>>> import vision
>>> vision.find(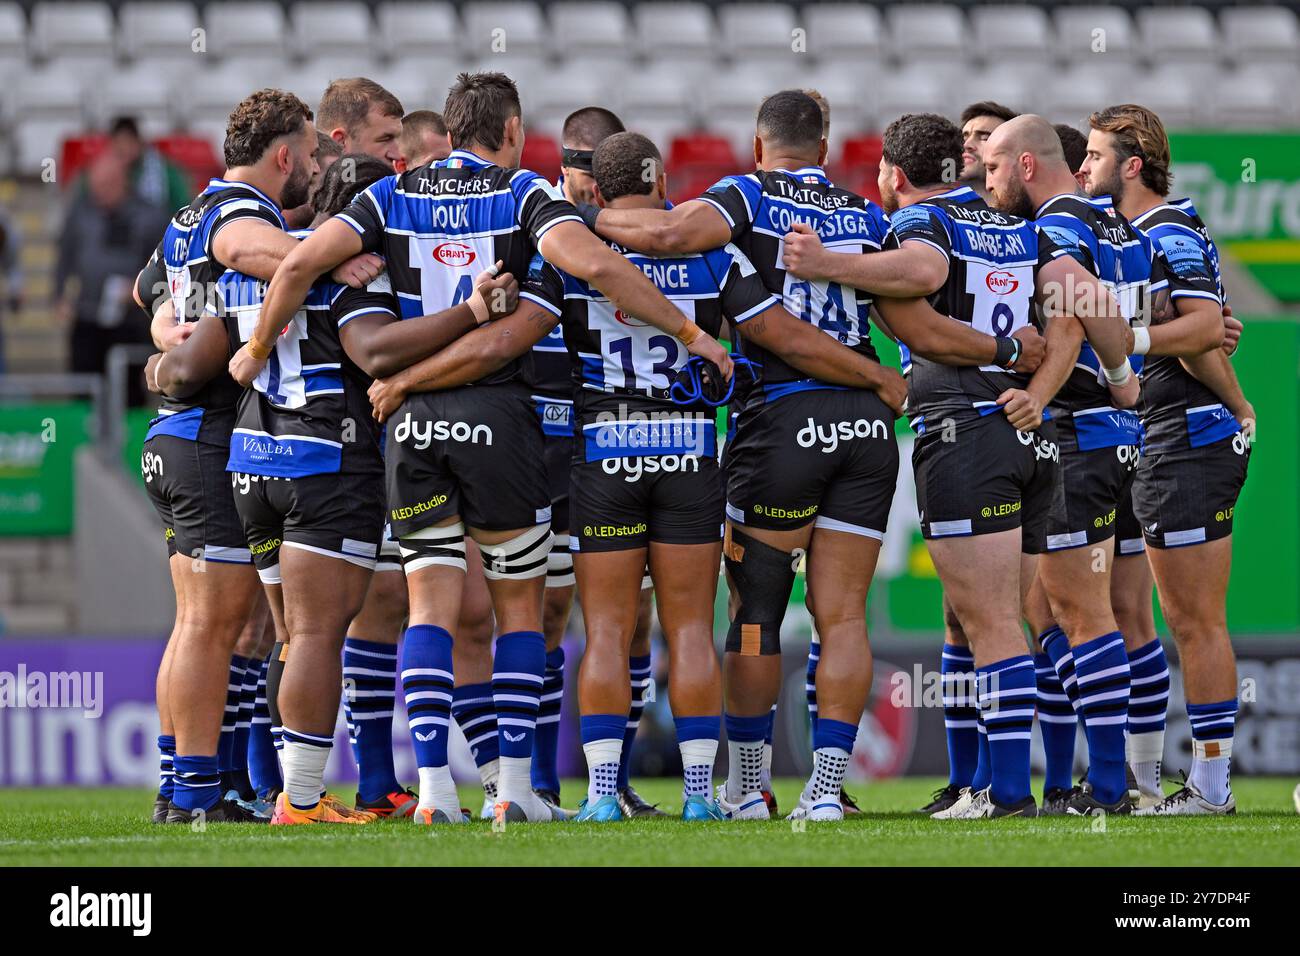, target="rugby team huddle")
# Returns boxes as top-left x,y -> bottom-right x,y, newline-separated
136,65 -> 1251,827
